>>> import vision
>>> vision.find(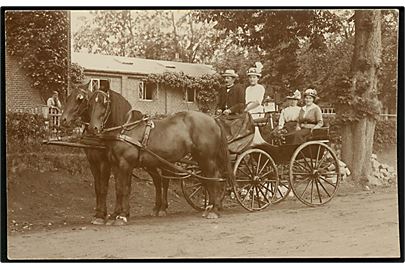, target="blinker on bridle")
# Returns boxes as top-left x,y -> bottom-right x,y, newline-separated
76,88 -> 90,116
92,90 -> 111,131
